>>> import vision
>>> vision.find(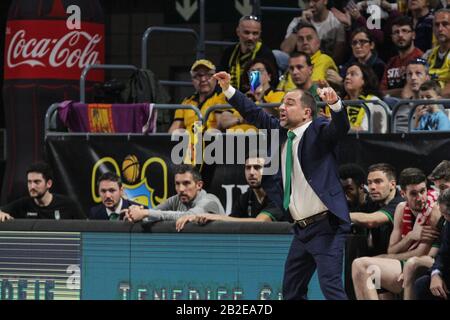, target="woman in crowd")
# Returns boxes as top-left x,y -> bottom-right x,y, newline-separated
343,62 -> 388,132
